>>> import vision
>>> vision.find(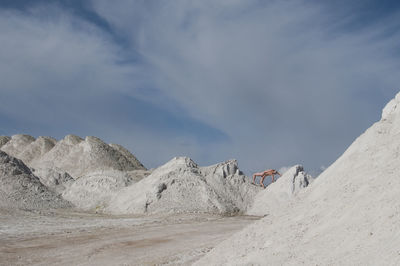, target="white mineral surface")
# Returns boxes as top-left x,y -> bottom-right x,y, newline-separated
246,165 -> 313,216
0,151 -> 71,210
195,92 -> 400,265
106,157 -> 261,215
